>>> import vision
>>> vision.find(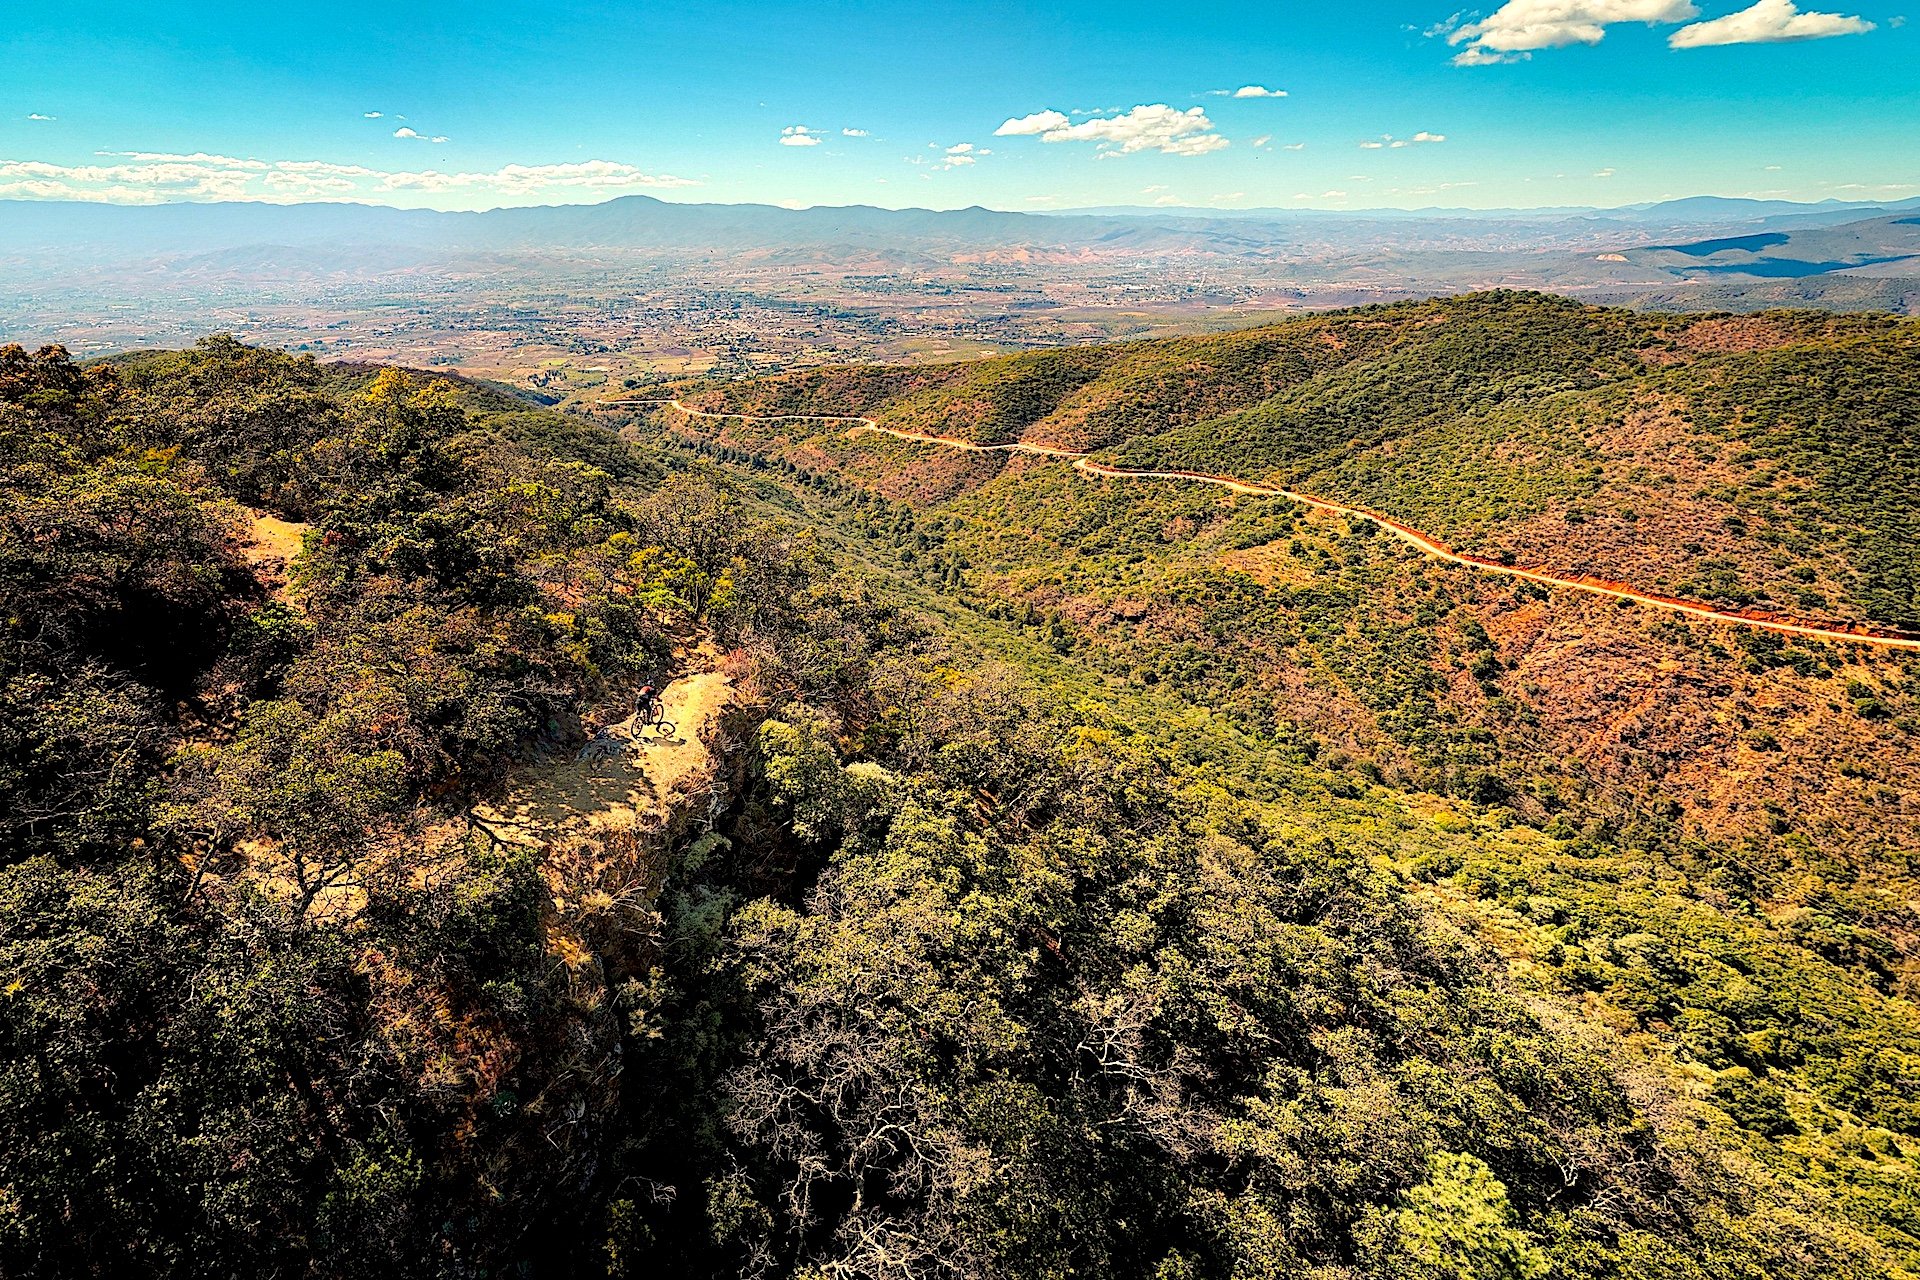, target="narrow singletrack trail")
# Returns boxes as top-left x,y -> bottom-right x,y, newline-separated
605,397 -> 1920,652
